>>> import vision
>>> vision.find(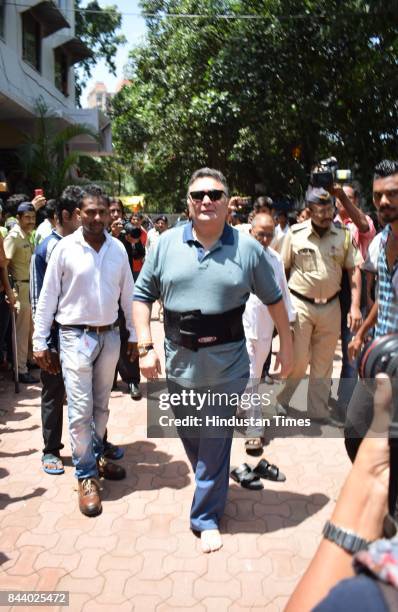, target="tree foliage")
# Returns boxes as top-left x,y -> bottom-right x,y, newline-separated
75,0 -> 126,102
17,99 -> 98,197
111,0 -> 398,210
